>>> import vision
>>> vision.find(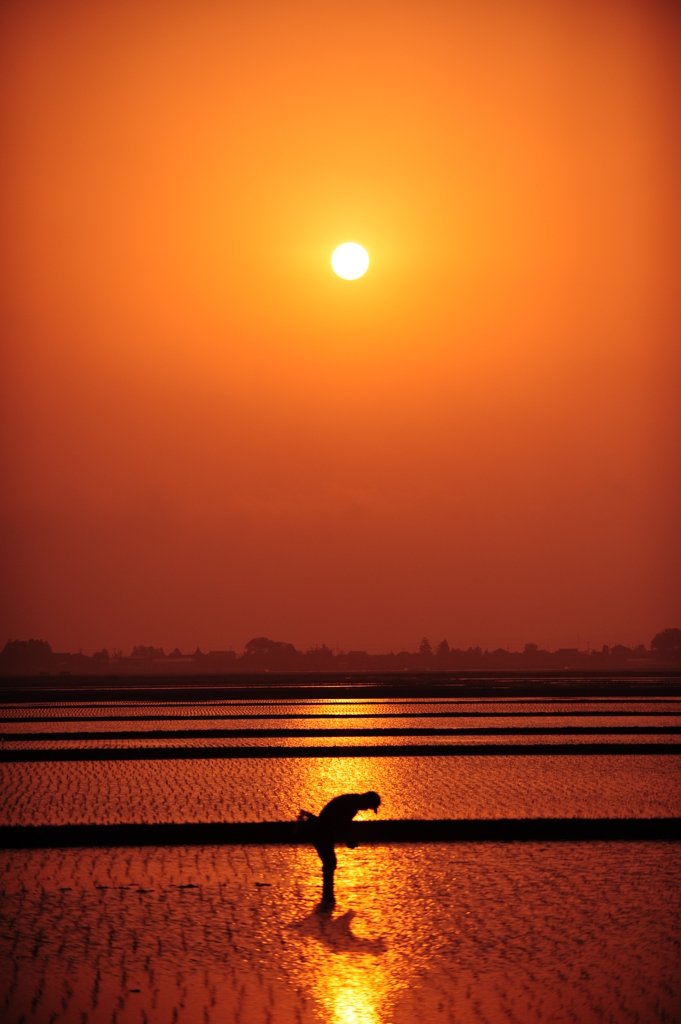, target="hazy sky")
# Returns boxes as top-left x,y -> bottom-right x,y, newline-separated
1,0 -> 679,654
